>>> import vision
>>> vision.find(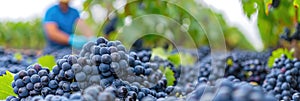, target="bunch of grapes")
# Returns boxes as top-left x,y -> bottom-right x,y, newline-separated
51,55 -> 81,95
224,51 -> 270,84
74,37 -> 178,100
188,76 -> 277,101
8,64 -> 50,100
0,51 -> 36,76
7,56 -> 80,100
198,56 -> 212,79
5,37 -> 182,101
197,46 -> 211,61
6,92 -> 83,101
197,54 -> 227,82
74,38 -> 129,89
263,54 -> 300,100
